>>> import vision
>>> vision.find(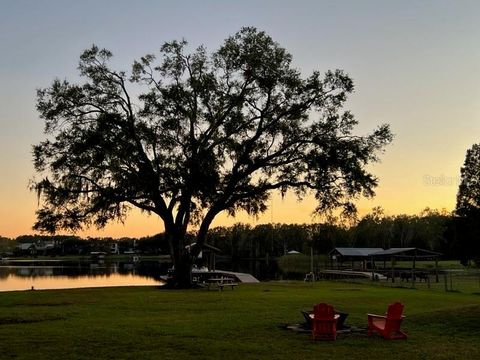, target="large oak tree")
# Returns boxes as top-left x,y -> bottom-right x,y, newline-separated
33,28 -> 392,287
